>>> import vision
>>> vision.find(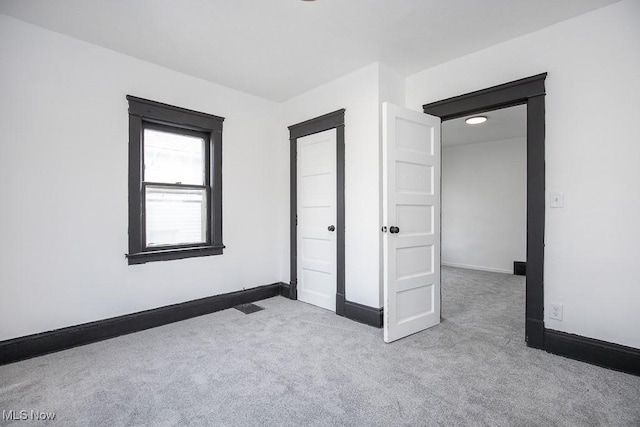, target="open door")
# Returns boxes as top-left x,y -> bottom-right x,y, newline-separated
383,102 -> 441,343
